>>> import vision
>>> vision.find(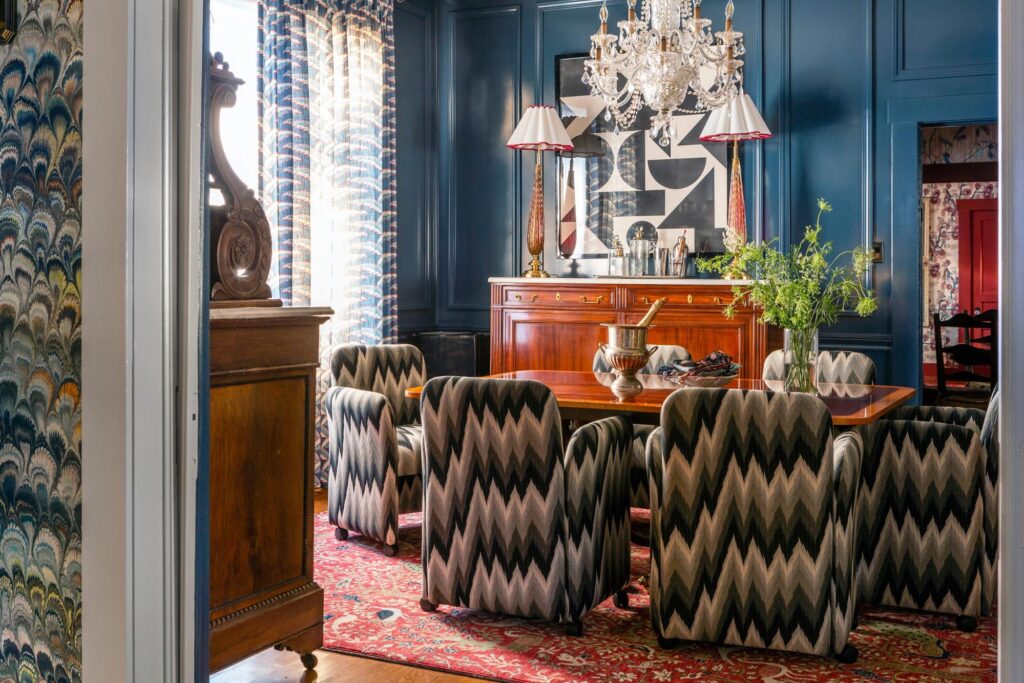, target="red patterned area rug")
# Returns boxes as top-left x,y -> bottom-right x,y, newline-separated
315,512 -> 997,682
